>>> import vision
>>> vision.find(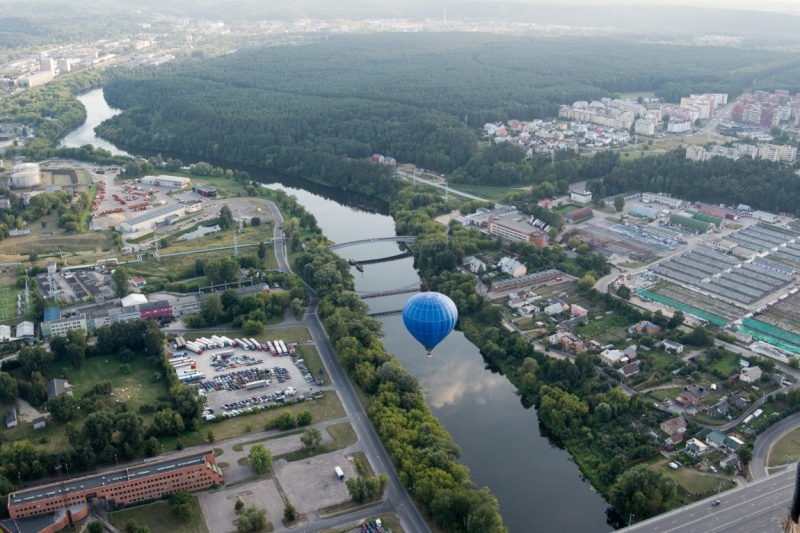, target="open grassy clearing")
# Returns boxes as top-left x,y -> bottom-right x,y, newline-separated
2,355 -> 169,453
110,497 -> 209,533
283,421 -> 357,462
767,425 -> 800,467
255,326 -> 313,344
232,429 -> 304,452
351,451 -> 375,477
159,222 -> 273,255
573,314 -> 634,344
153,171 -> 247,199
445,183 -> 516,202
